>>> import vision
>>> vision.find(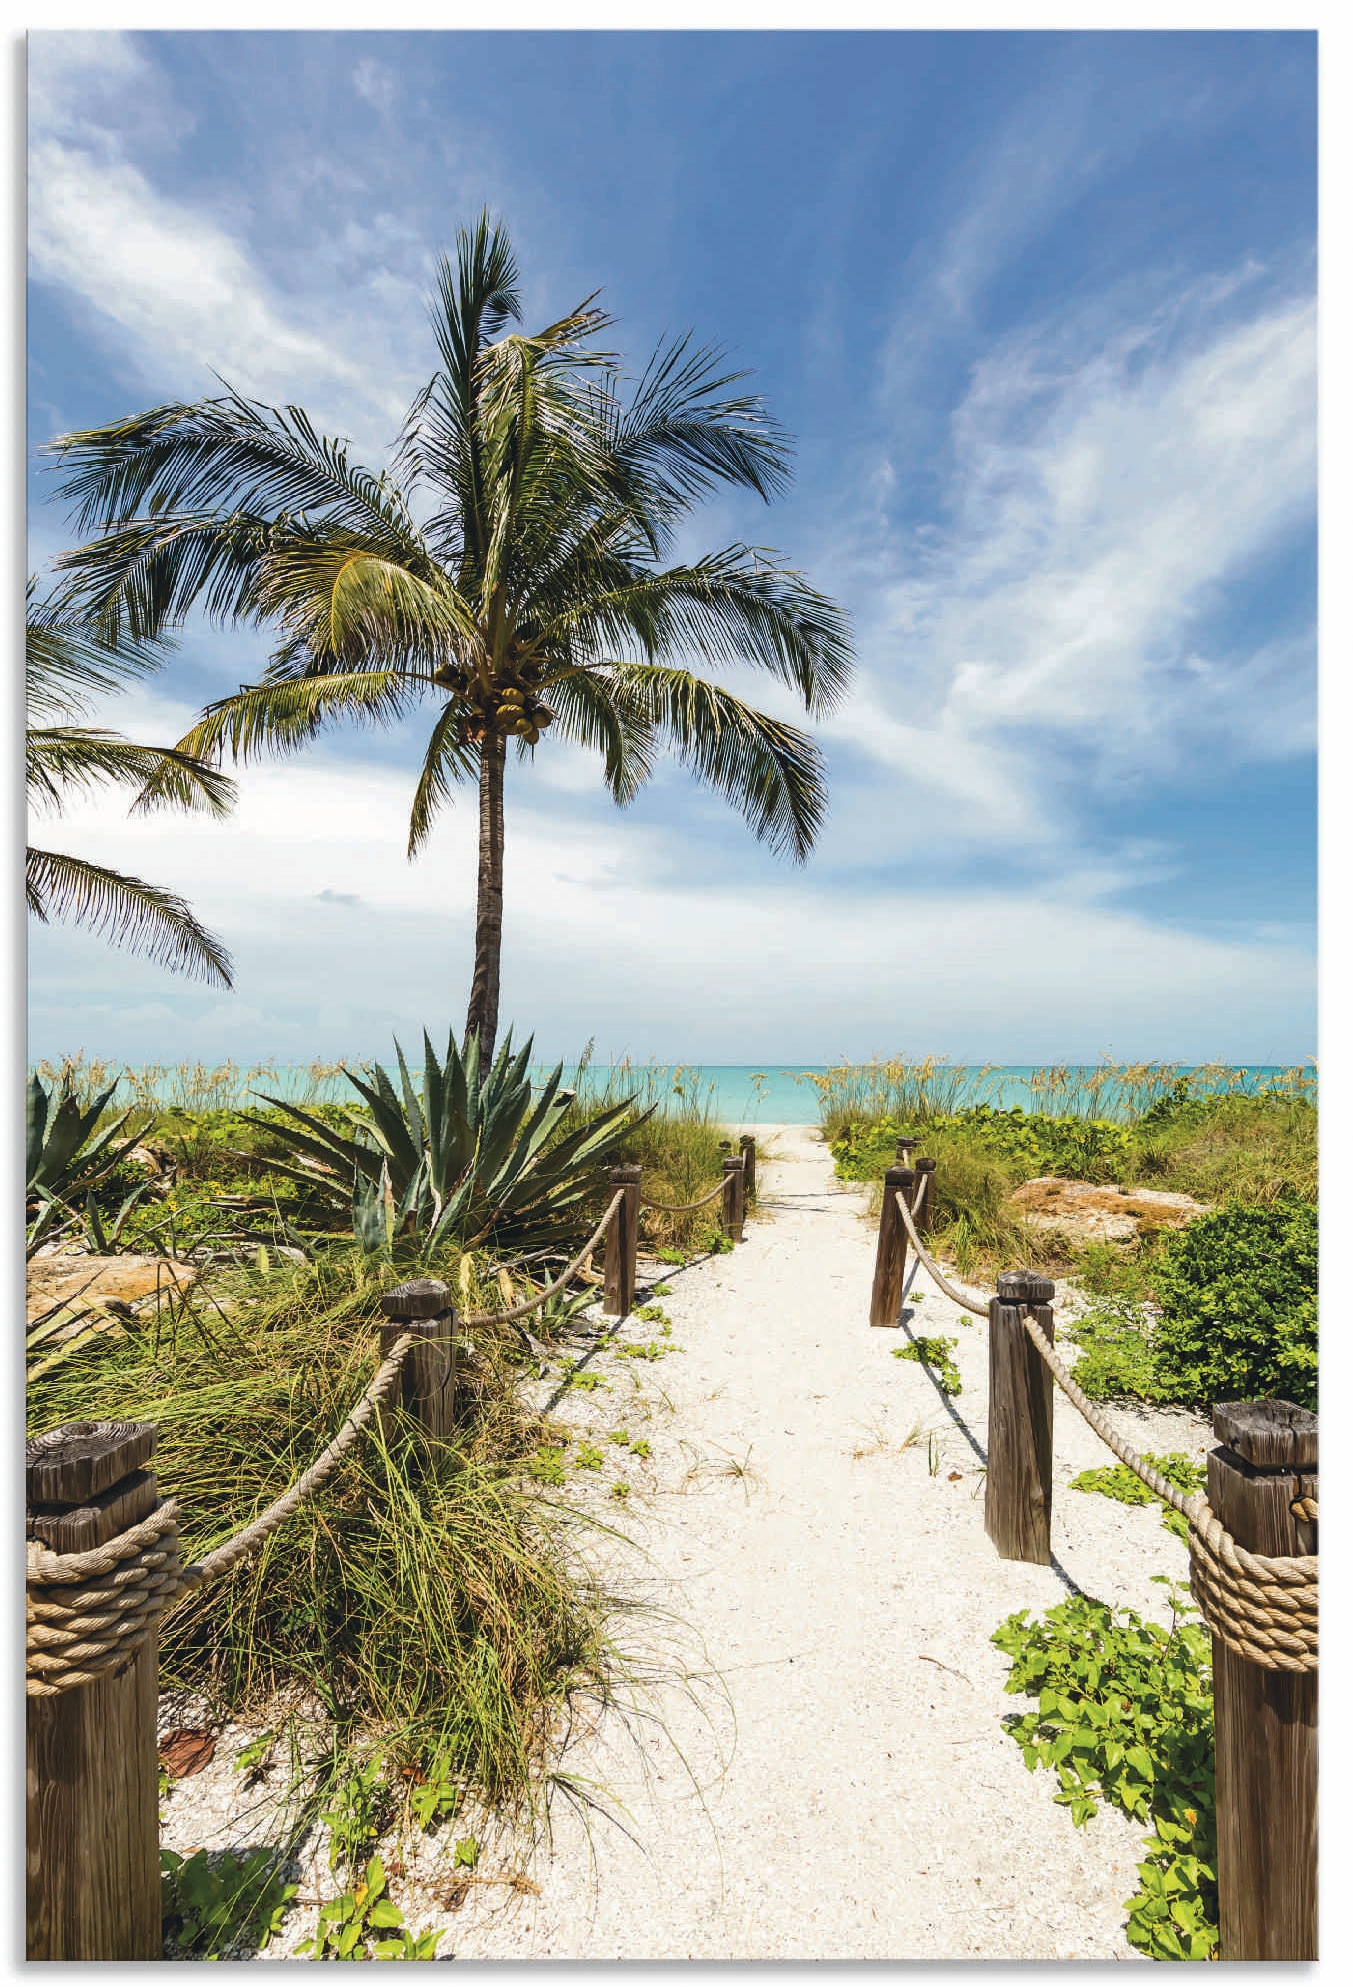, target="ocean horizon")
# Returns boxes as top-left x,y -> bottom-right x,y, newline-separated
36,1059 -> 1313,1127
